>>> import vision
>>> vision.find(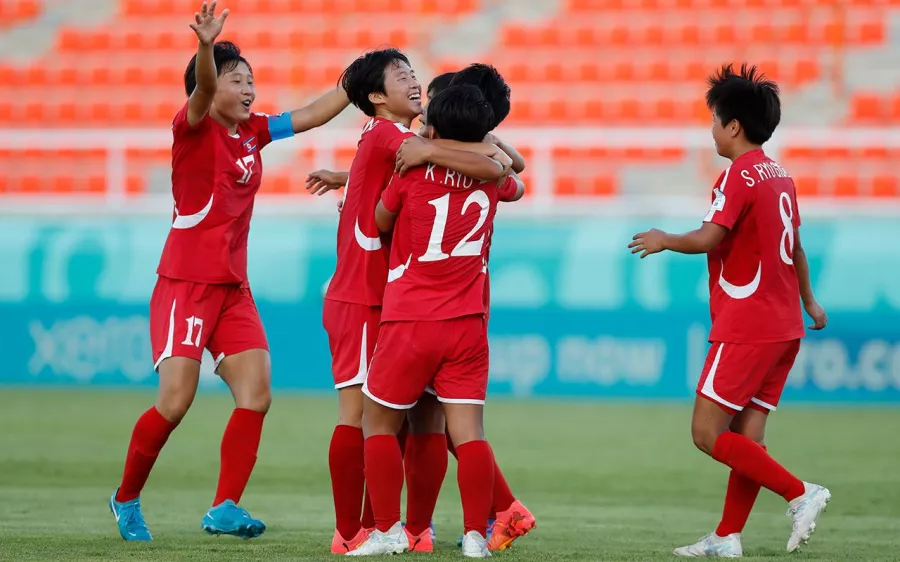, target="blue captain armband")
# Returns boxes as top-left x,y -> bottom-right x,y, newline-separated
267,112 -> 295,141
